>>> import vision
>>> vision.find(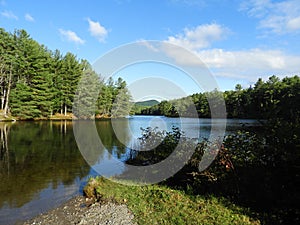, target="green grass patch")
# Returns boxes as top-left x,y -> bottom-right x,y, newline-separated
84,177 -> 260,225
